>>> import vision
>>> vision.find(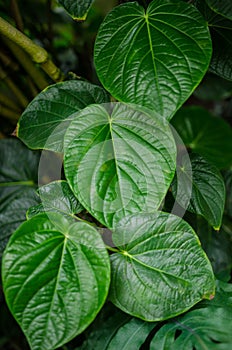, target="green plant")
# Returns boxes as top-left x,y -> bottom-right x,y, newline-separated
1,0 -> 232,349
